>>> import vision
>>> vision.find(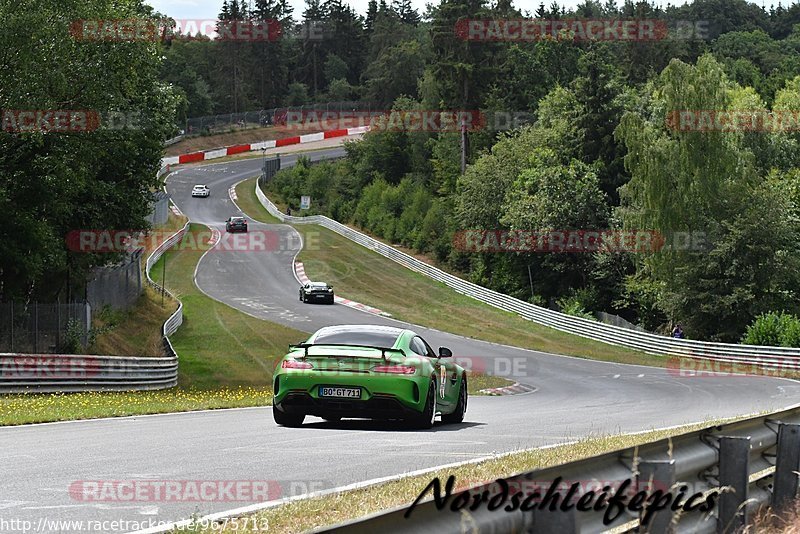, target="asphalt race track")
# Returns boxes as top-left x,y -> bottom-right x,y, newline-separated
3,145 -> 799,533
